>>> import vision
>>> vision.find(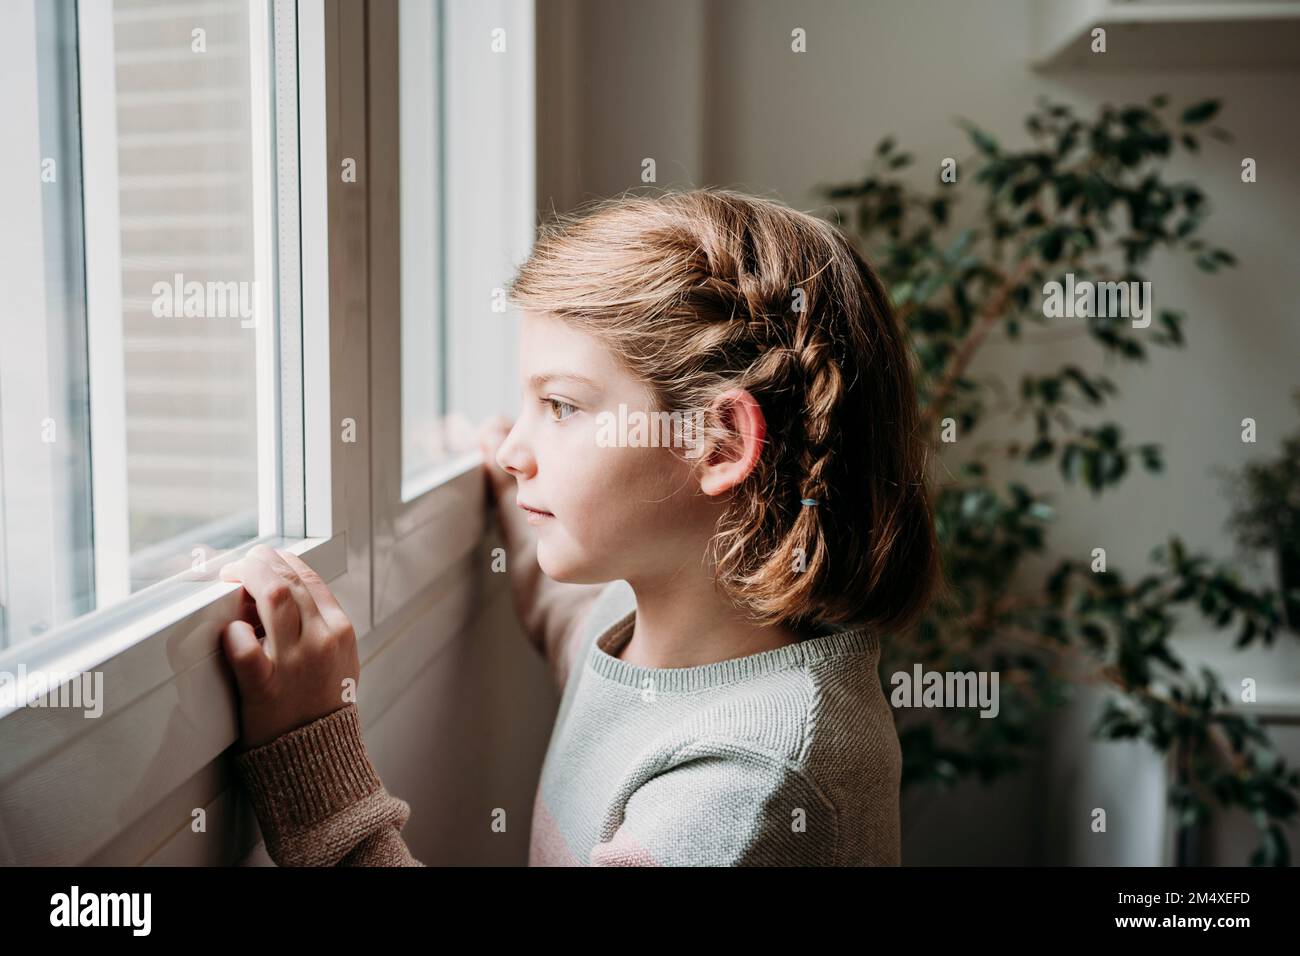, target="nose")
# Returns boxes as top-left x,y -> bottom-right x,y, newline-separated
495,418 -> 536,480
